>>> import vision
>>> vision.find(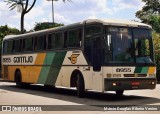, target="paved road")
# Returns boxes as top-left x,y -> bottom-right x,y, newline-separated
0,80 -> 160,114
